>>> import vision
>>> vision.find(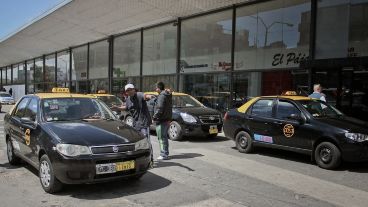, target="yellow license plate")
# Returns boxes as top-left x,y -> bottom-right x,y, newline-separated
116,160 -> 135,172
209,125 -> 218,134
